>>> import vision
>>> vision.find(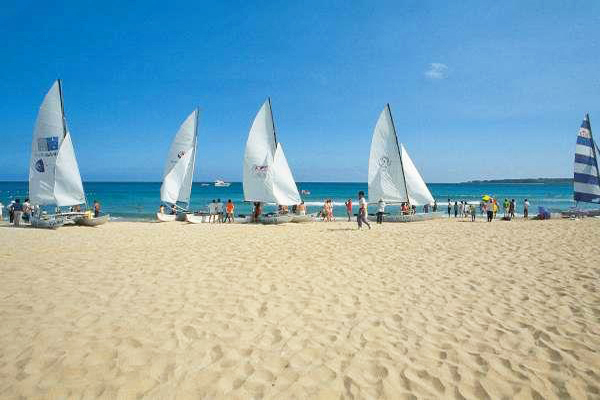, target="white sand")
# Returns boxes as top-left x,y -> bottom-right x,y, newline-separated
1,218 -> 599,399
